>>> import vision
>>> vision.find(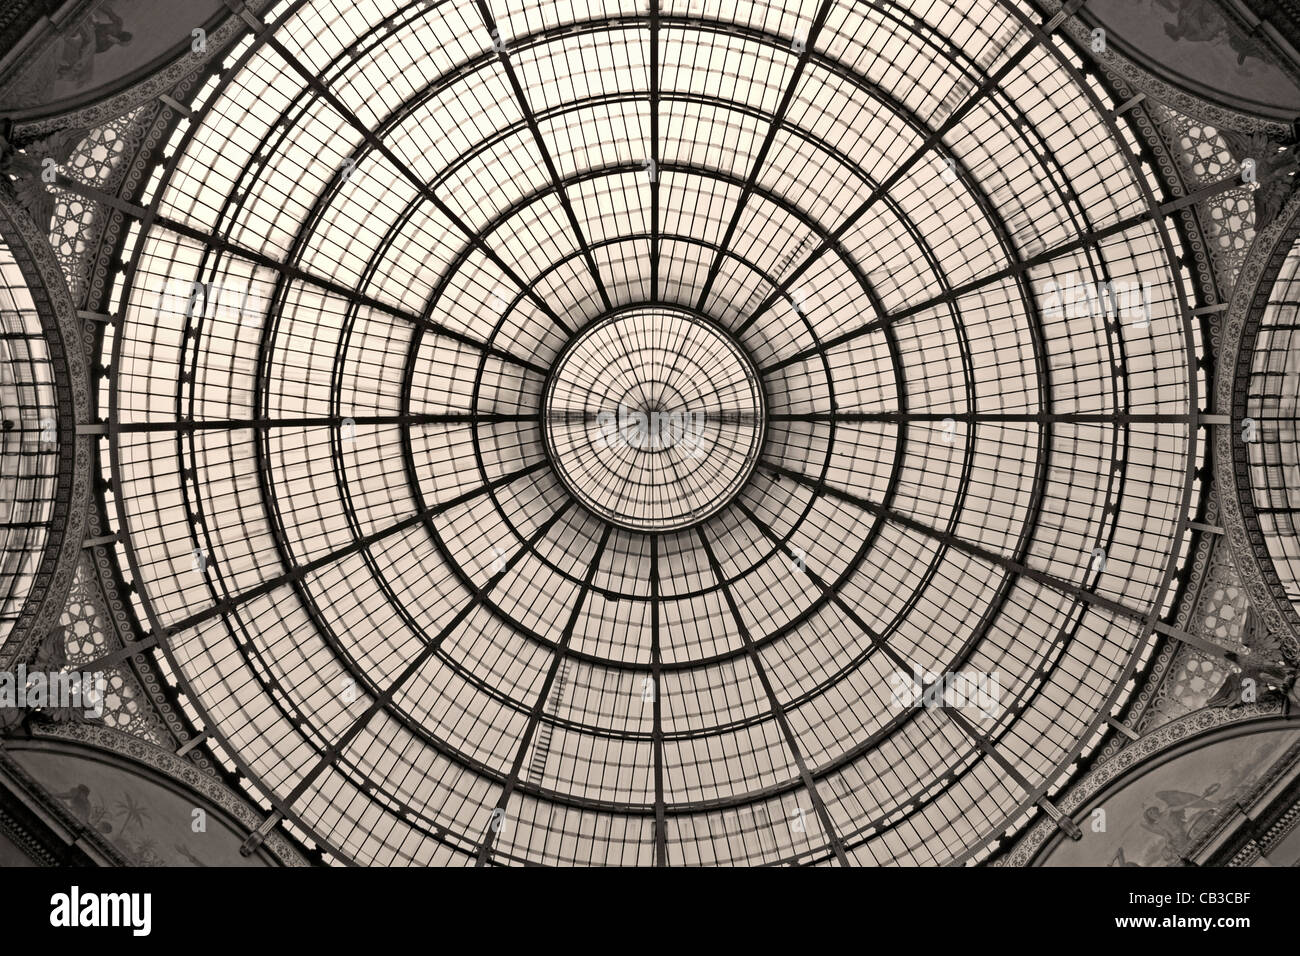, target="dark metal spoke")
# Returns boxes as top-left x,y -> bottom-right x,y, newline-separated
759,458 -> 1170,631
693,0 -> 838,312
649,0 -> 662,299
474,0 -> 613,311
163,460 -> 548,637
281,499 -> 574,809
150,212 -> 549,376
262,33 -> 573,335
759,166 -> 1262,376
694,525 -> 851,866
650,533 -> 667,866
113,412 -> 540,433
768,411 -> 1200,425
734,1 -> 1085,337
475,522 -> 614,865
